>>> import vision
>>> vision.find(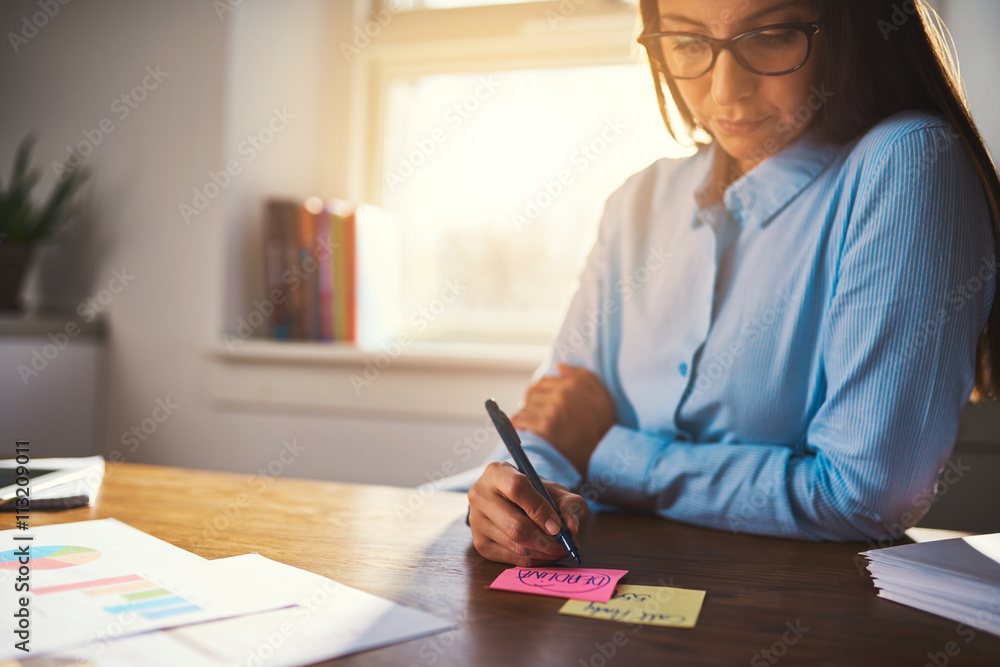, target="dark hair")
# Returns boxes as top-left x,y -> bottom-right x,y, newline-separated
638,0 -> 1000,401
